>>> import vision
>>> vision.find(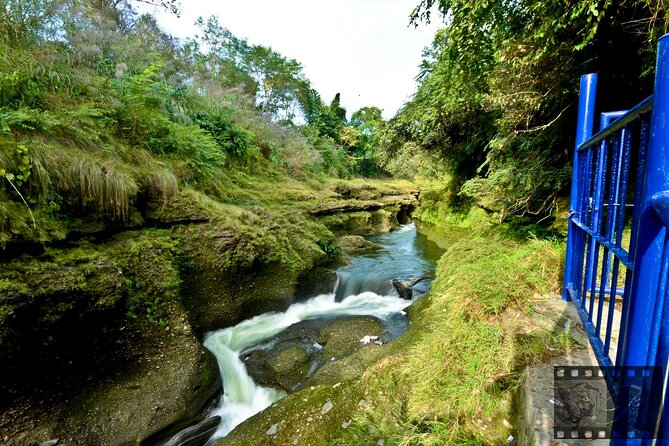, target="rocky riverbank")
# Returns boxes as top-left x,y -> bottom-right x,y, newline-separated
0,179 -> 418,446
